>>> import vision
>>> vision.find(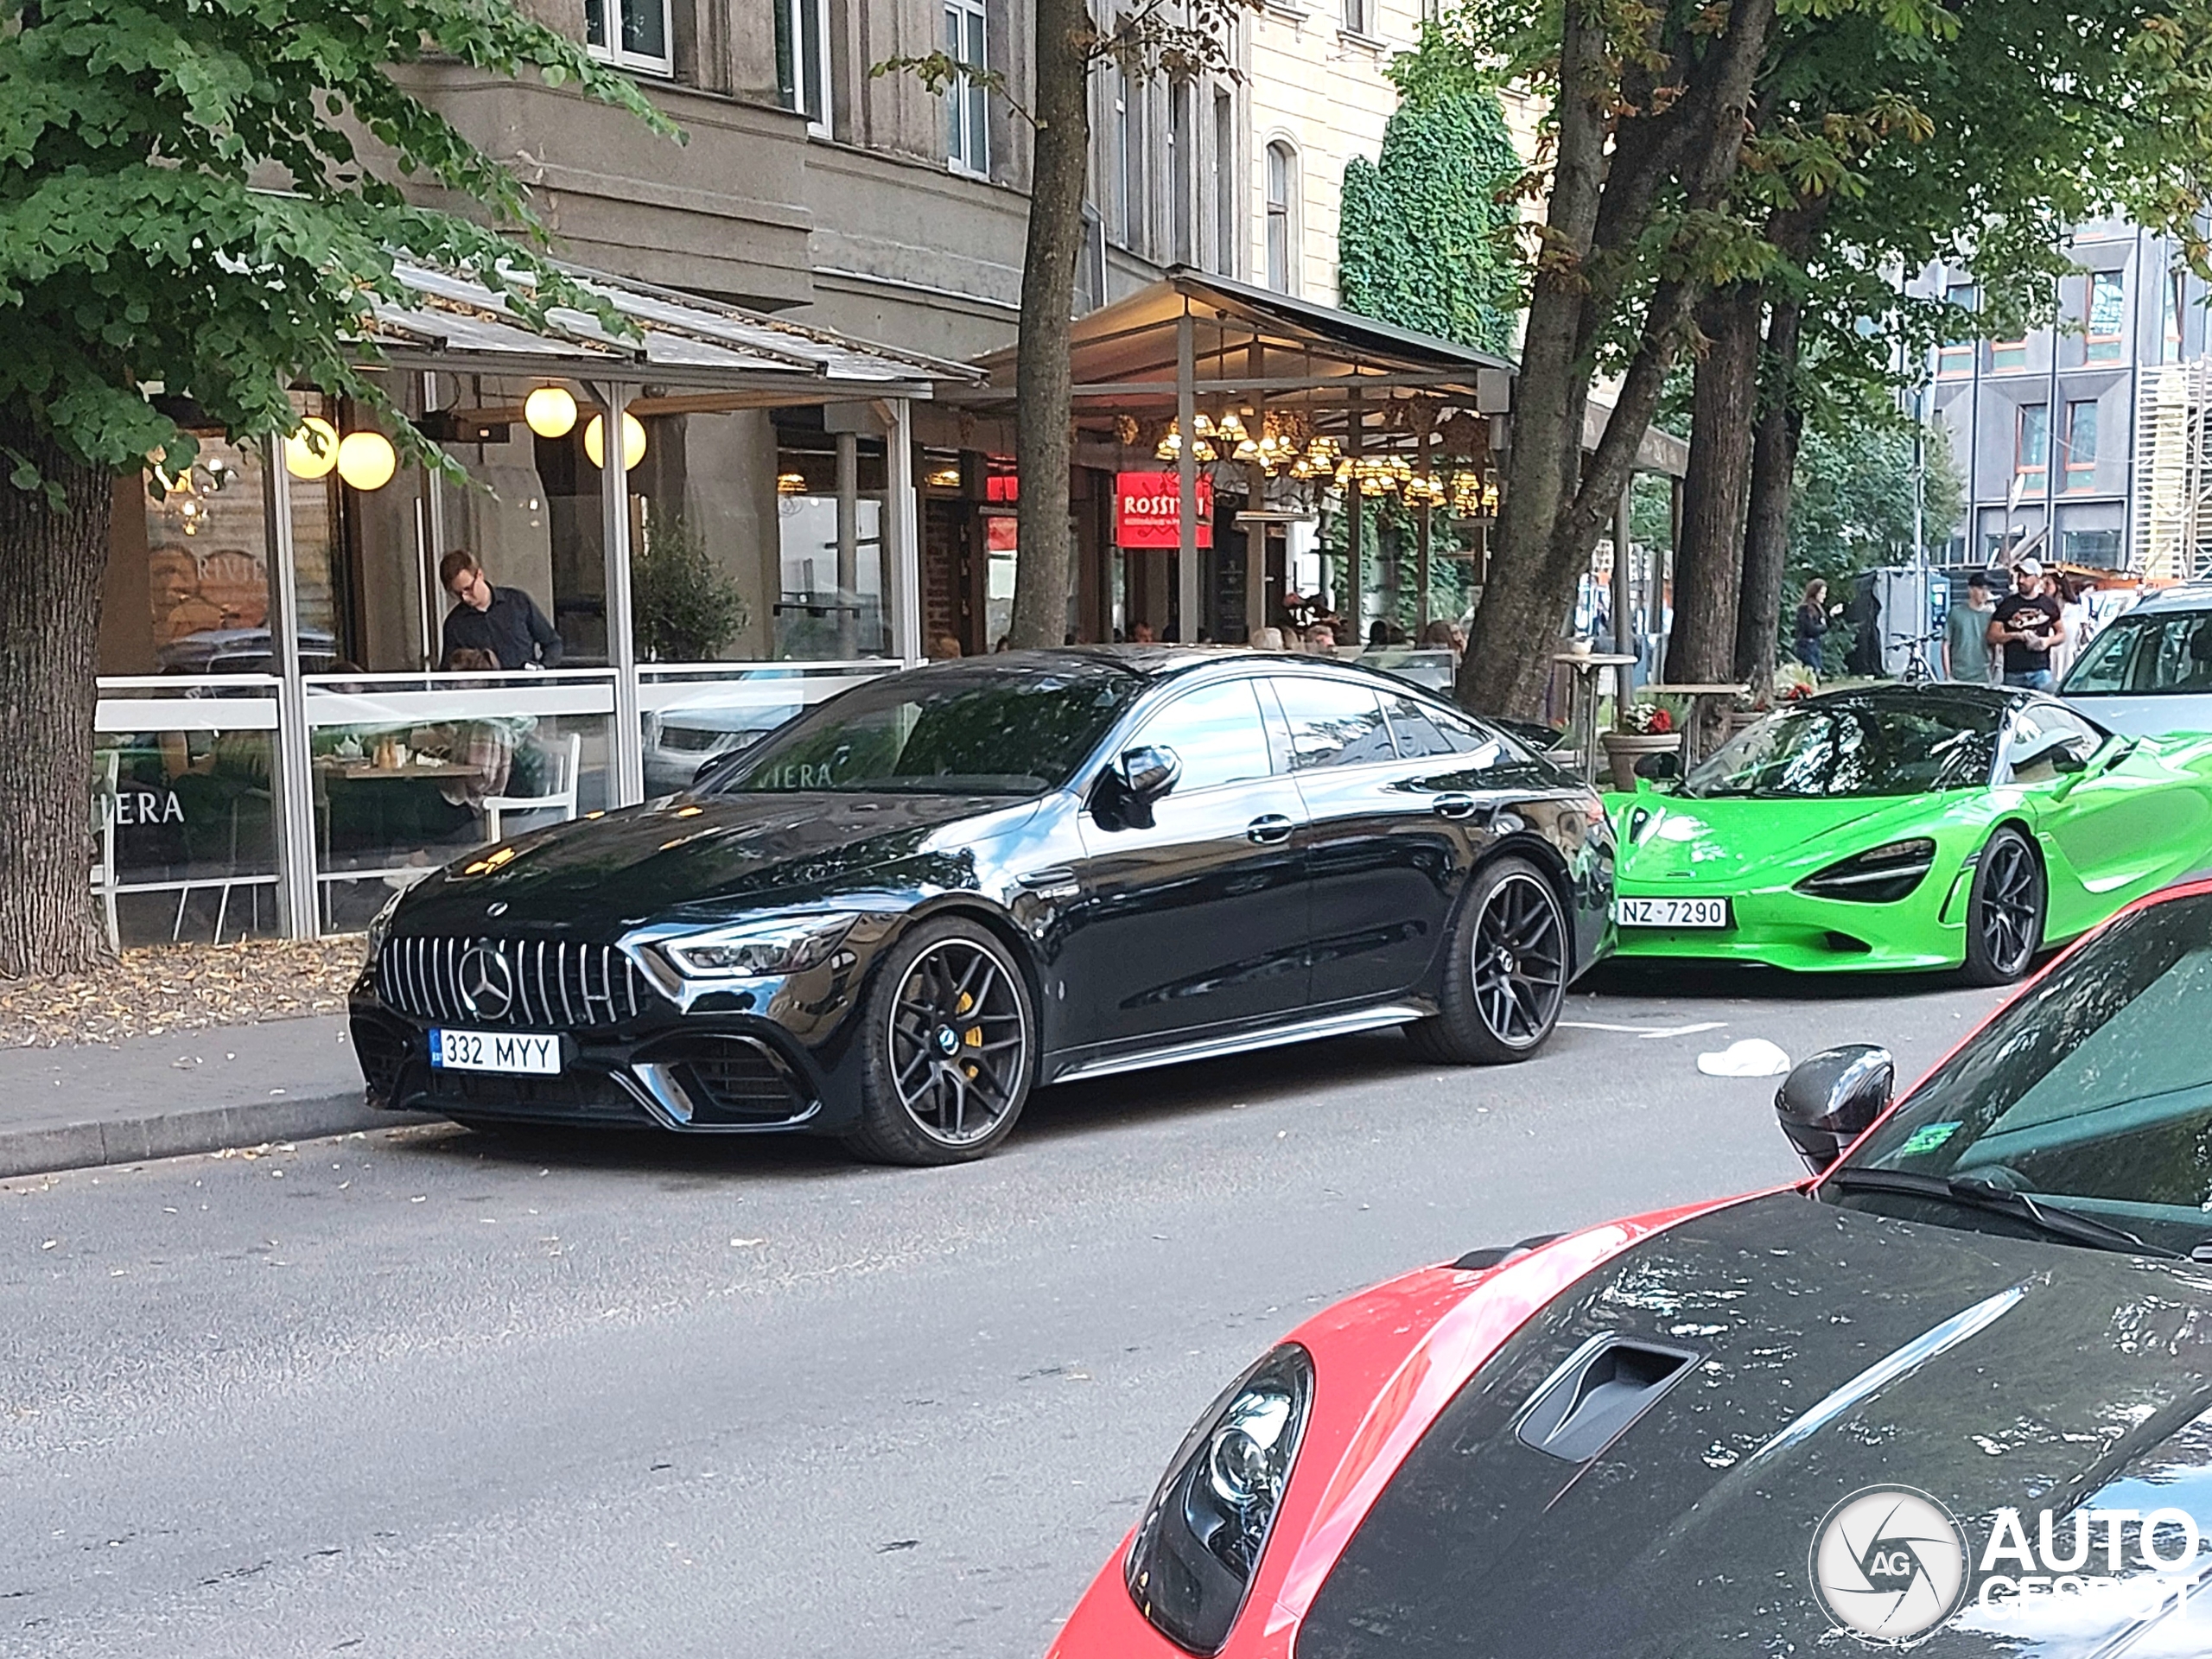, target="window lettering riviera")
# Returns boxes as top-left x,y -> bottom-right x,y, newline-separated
583,0 -> 672,76
944,0 -> 989,175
